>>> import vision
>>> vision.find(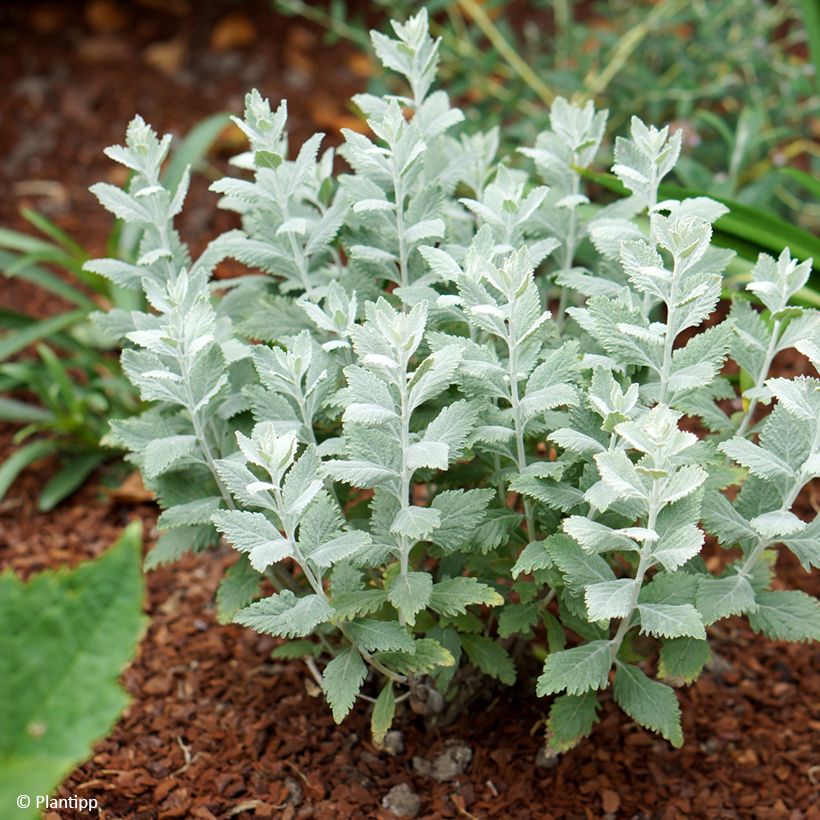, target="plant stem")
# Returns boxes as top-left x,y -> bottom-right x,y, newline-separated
507,320 -> 535,539
736,318 -> 781,437
555,156 -> 580,331
457,0 -> 555,107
